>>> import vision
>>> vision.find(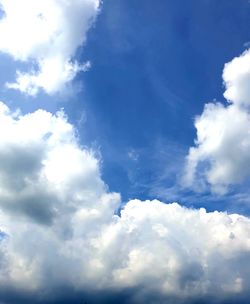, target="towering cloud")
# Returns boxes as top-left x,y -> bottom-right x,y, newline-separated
0,0 -> 100,96
0,102 -> 250,303
184,49 -> 250,194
